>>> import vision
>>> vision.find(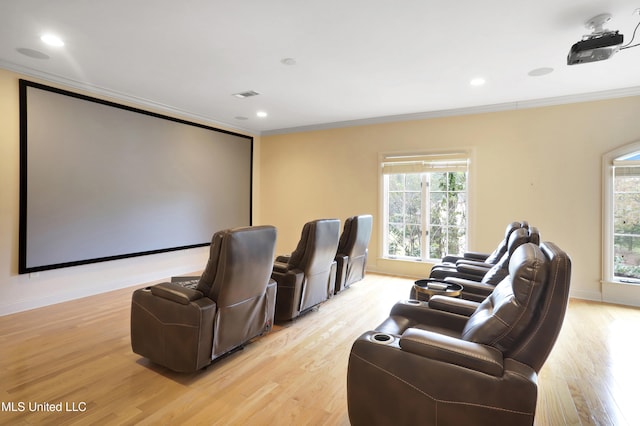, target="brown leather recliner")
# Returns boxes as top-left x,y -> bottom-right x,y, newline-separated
412,226 -> 540,302
444,226 -> 541,301
429,225 -> 539,282
430,220 -> 528,275
347,241 -> 571,426
334,214 -> 373,294
130,225 -> 277,372
271,219 -> 340,321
